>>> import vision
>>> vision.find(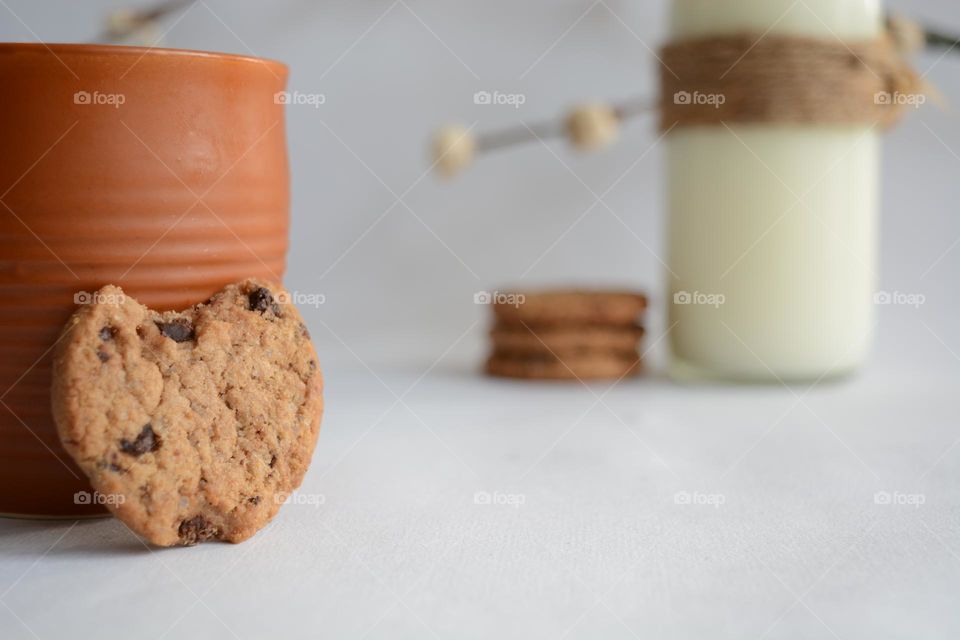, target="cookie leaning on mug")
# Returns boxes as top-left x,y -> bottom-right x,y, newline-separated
51,279 -> 323,546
